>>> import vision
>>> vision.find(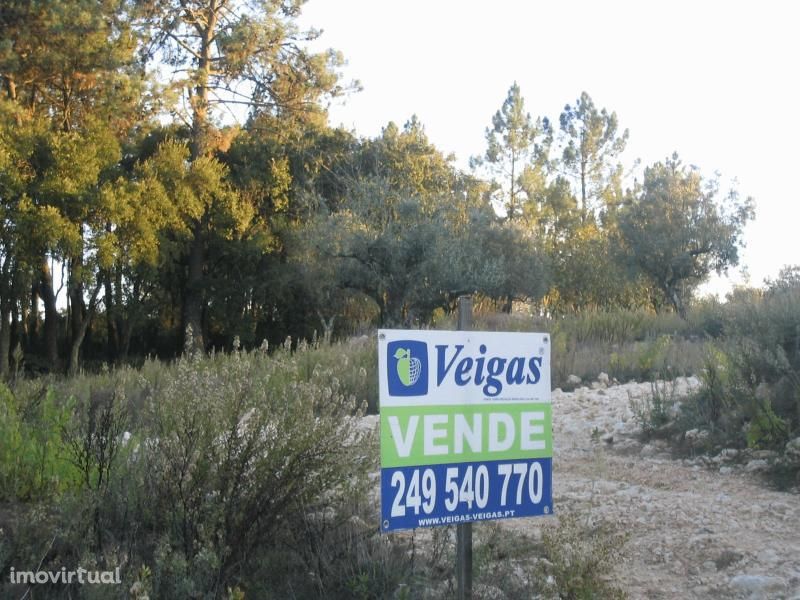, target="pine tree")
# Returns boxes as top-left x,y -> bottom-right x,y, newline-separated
559,91 -> 628,223
473,83 -> 551,221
